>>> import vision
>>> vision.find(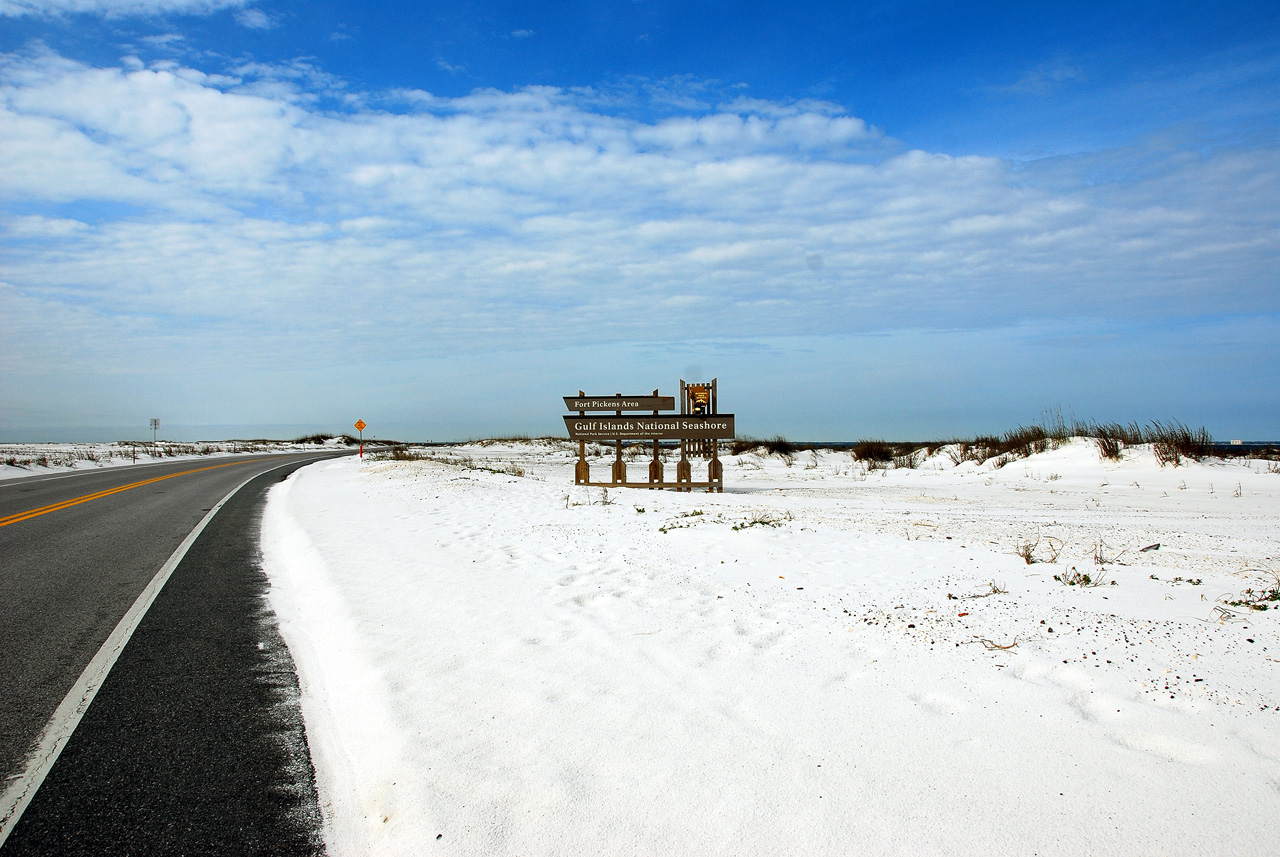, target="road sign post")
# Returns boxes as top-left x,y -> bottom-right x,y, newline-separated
354,419 -> 366,458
